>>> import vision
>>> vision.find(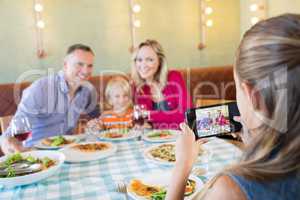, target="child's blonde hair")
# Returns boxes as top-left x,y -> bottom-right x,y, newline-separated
104,76 -> 132,109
